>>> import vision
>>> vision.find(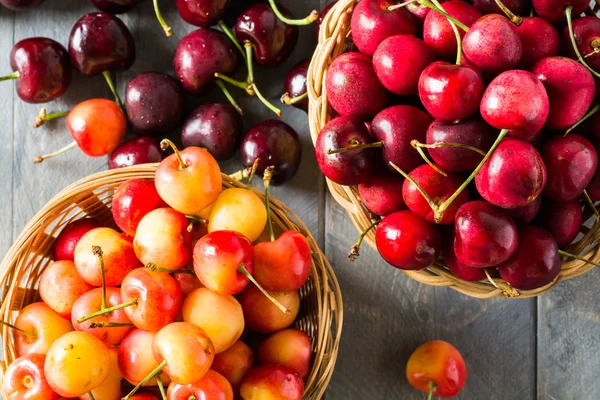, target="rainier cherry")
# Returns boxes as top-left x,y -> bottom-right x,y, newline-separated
52,218 -> 103,261
2,353 -> 59,400
258,328 -> 312,378
212,341 -> 255,392
118,329 -> 171,387
240,364 -> 304,400
167,369 -> 234,400
38,260 -> 92,319
239,286 -> 300,333
112,179 -> 166,236
207,189 -> 267,242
